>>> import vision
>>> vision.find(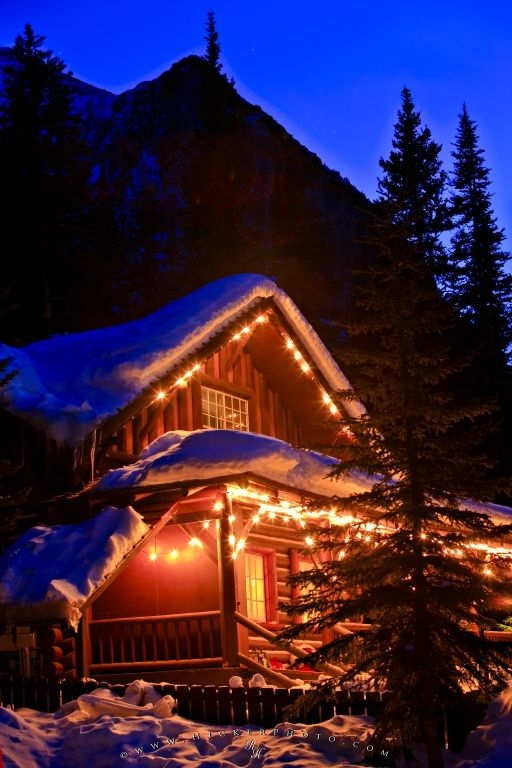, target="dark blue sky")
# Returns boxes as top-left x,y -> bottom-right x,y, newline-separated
2,1 -> 511,250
